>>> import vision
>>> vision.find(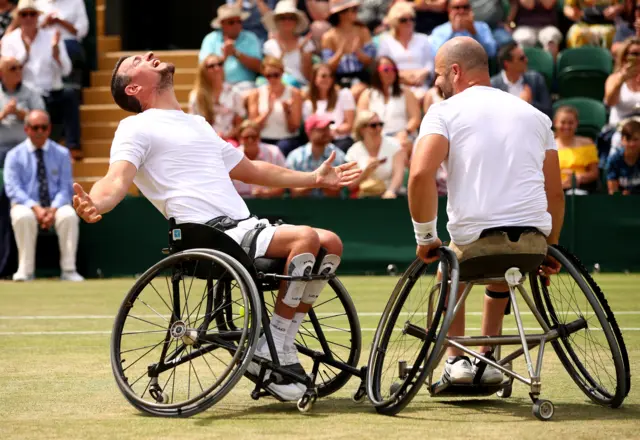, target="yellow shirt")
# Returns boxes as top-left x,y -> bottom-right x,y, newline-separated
558,144 -> 599,175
